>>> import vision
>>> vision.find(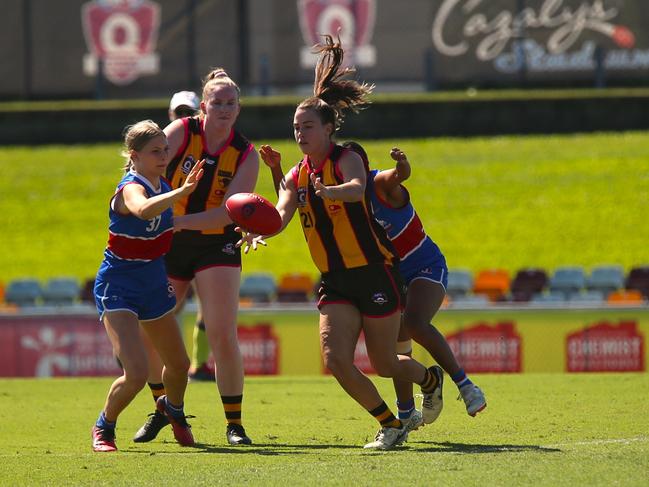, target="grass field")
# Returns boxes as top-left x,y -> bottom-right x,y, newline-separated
1,131 -> 648,284
0,374 -> 647,486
